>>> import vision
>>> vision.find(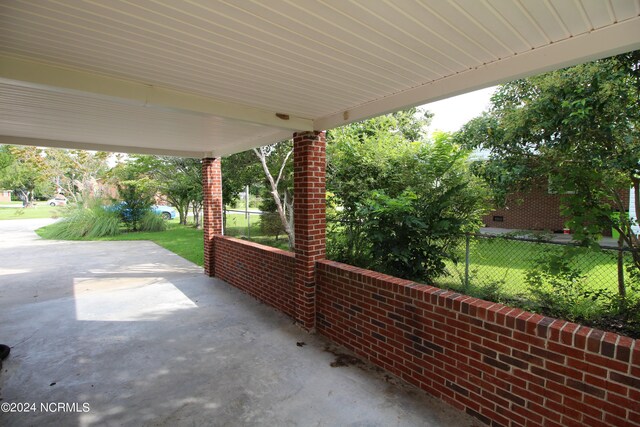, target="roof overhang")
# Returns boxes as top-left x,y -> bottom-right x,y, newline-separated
1,1 -> 639,157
